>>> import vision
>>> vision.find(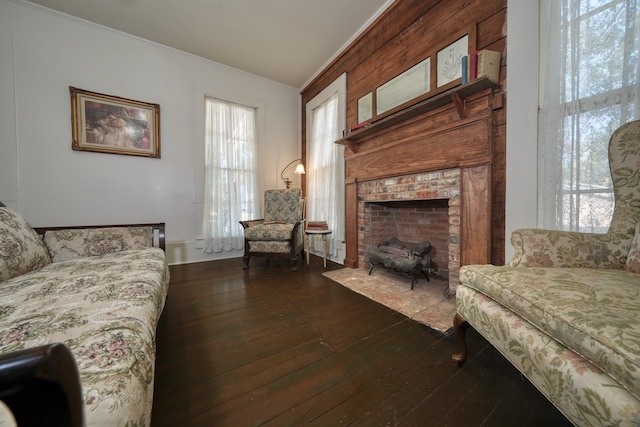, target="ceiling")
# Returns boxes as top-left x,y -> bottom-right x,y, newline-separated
24,0 -> 392,88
